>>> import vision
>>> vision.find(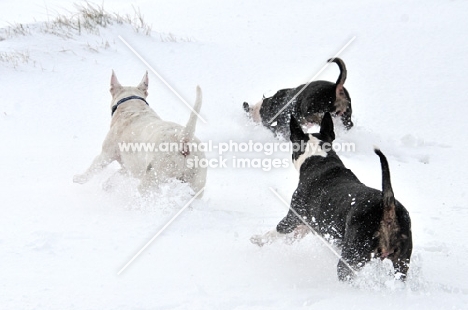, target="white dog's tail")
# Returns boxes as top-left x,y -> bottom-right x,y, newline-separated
180,86 -> 203,143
